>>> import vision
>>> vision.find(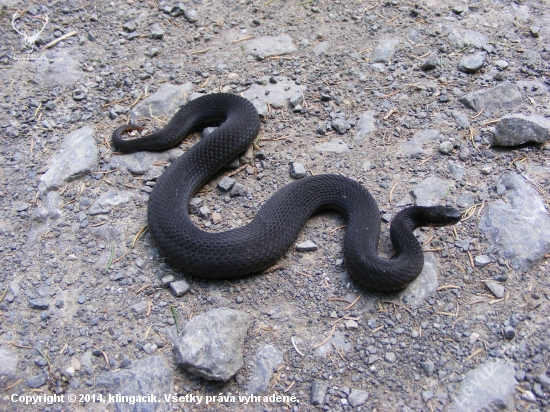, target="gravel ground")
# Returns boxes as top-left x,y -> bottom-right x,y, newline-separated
1,0 -> 550,411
